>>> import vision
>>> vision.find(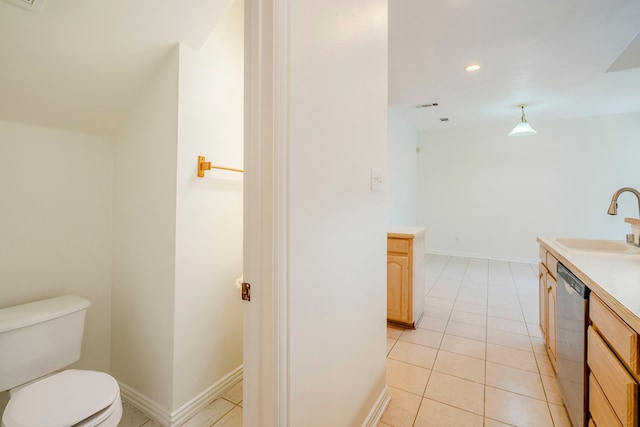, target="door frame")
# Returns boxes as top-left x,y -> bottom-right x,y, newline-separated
243,0 -> 290,425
